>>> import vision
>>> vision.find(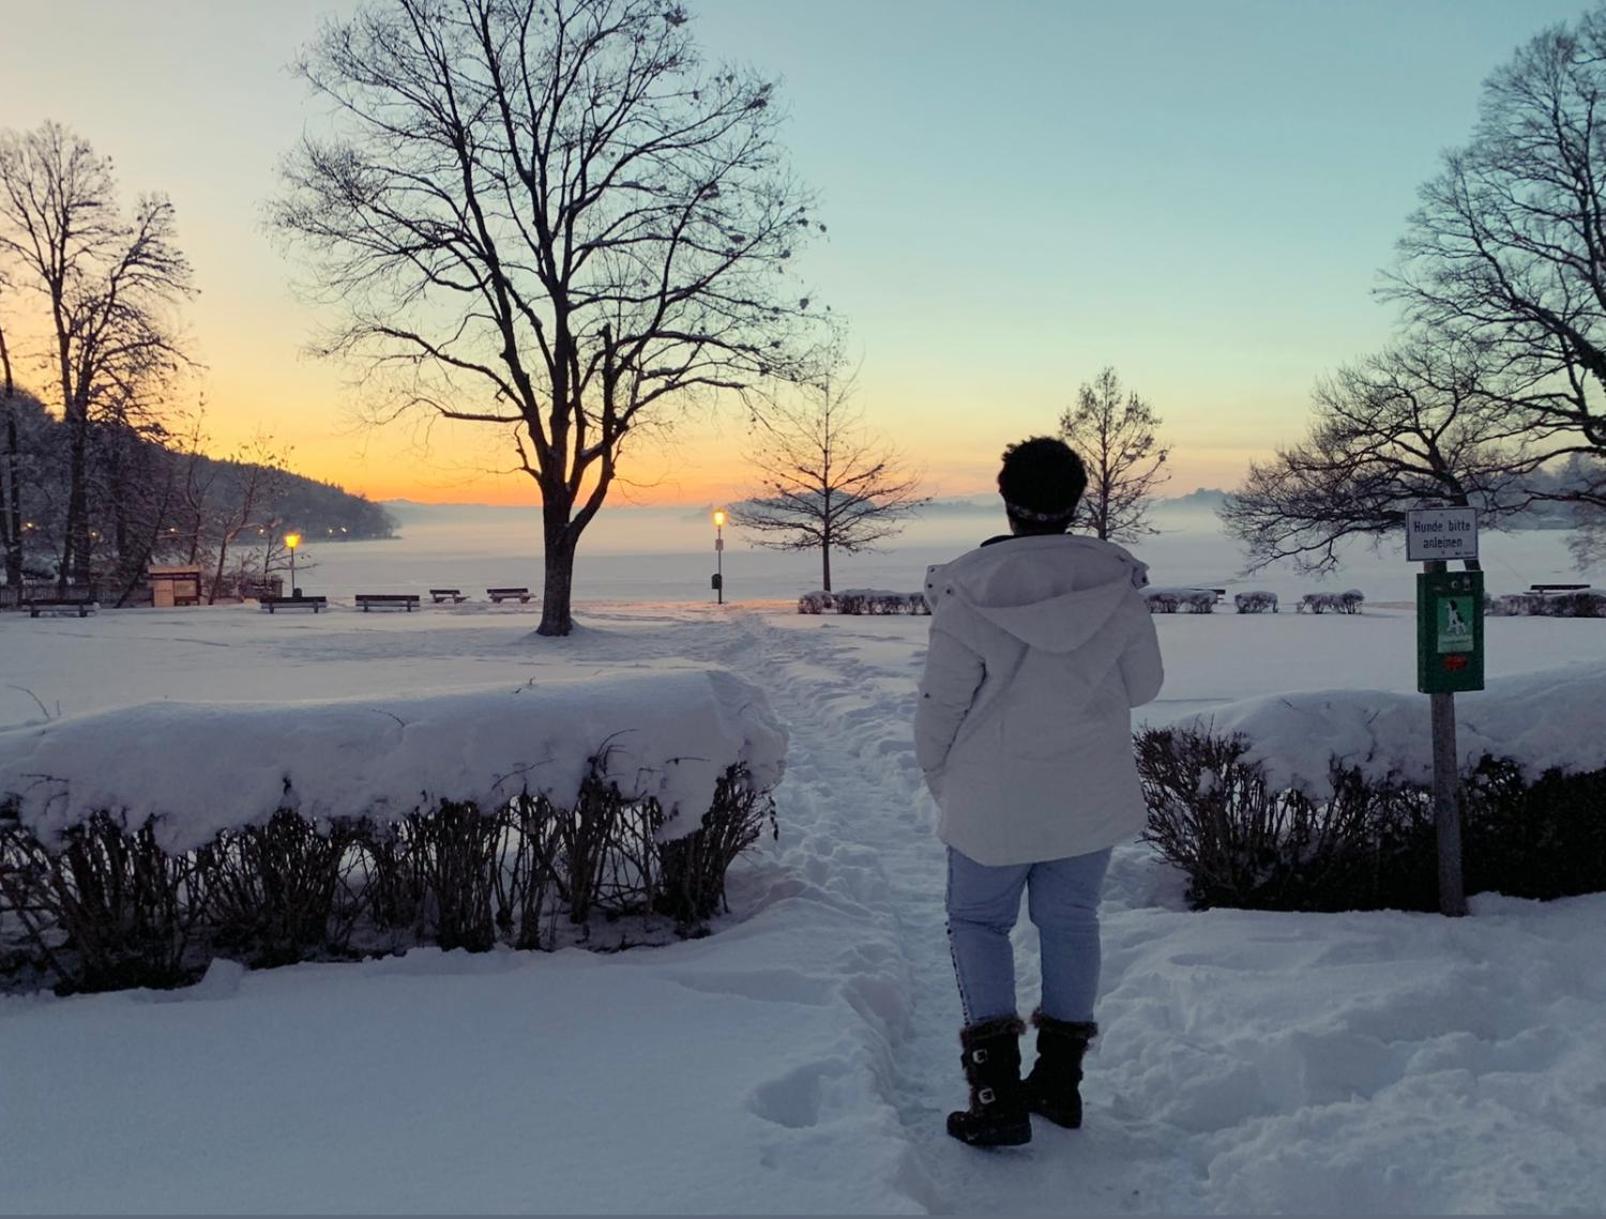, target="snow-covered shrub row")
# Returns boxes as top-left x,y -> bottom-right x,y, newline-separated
799,589 -> 930,615
1233,590 -> 1278,614
1144,587 -> 1217,614
1139,665 -> 1606,911
1297,590 -> 1365,614
1488,589 -> 1606,617
0,673 -> 782,852
0,674 -> 786,993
